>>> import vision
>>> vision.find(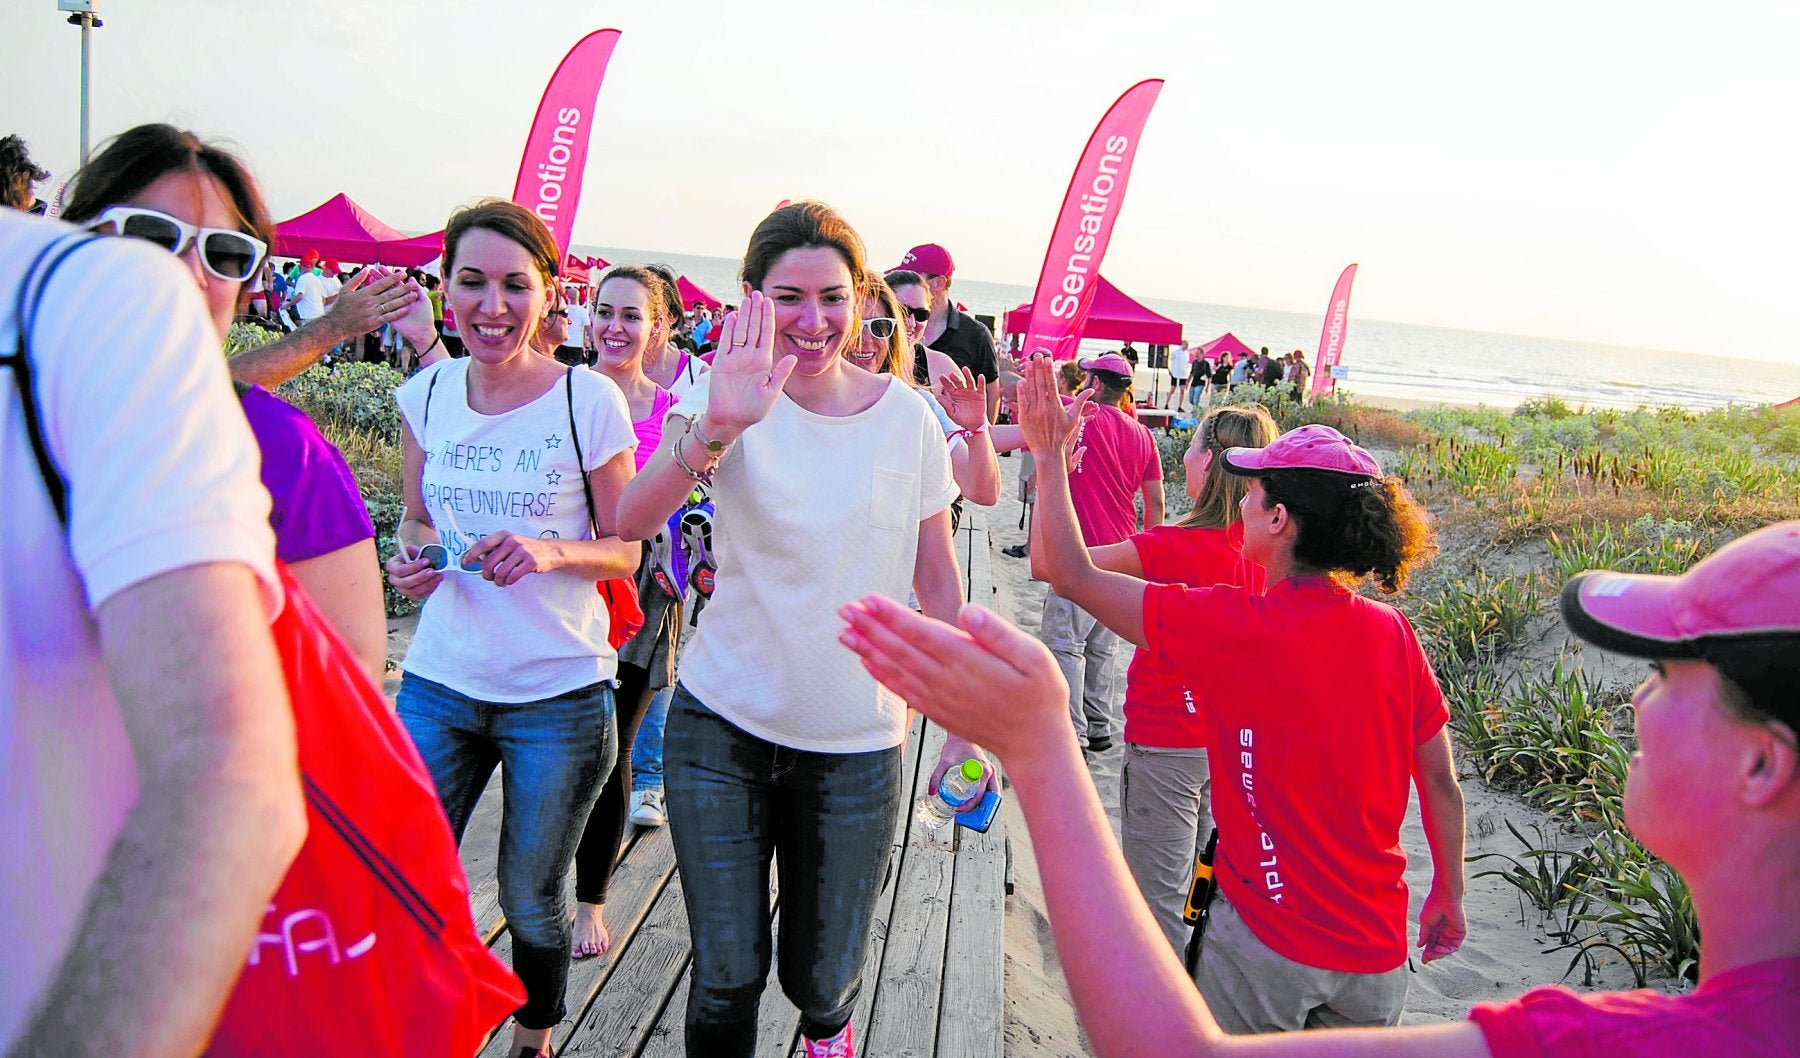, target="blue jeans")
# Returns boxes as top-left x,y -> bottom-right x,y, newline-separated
396,672 -> 616,1031
664,686 -> 901,1056
631,685 -> 672,791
